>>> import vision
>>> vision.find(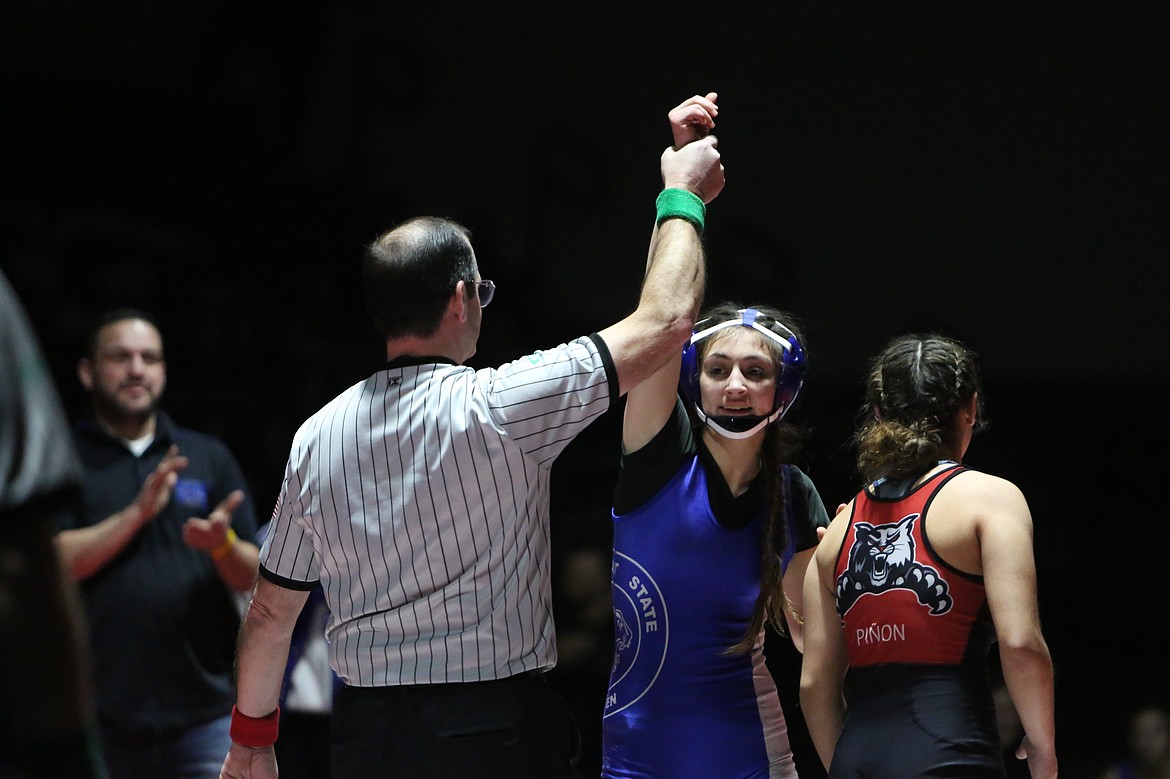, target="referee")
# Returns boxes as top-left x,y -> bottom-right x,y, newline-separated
220,97 -> 725,779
